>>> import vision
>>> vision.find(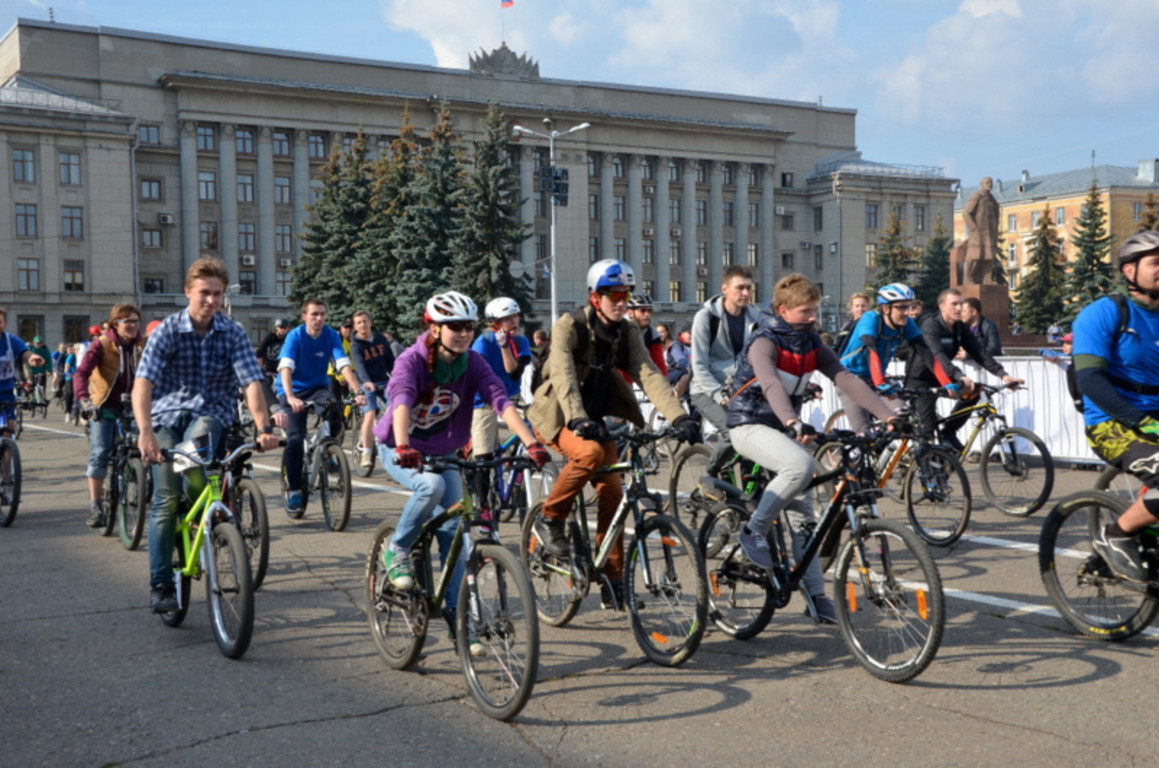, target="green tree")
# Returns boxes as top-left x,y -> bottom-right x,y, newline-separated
913,213 -> 951,308
449,99 -> 533,315
1065,181 -> 1116,323
1138,190 -> 1159,232
868,210 -> 916,293
1015,202 -> 1067,333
